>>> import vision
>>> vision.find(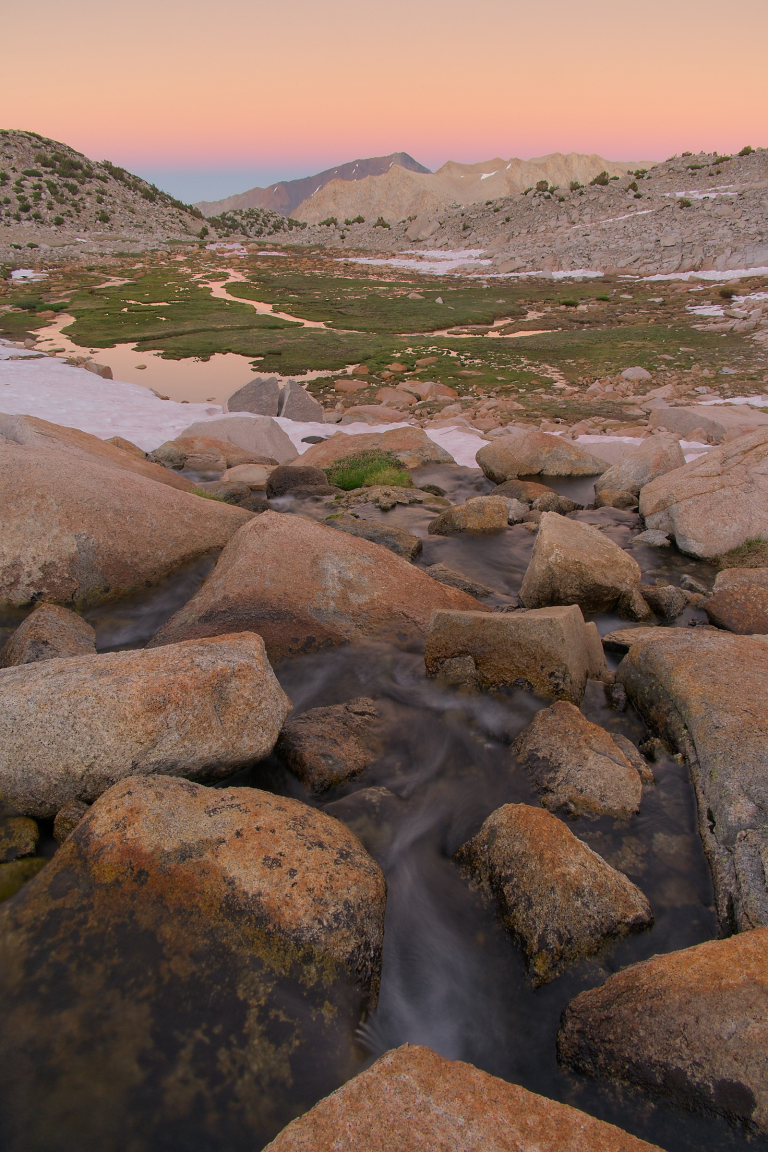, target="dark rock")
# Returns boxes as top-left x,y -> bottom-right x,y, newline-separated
238,493 -> 271,513
266,464 -> 330,498
419,483 -> 446,497
0,603 -> 96,667
492,478 -> 555,502
195,480 -> 252,504
277,698 -> 380,791
0,813 -> 38,861
680,573 -> 710,594
639,583 -> 688,620
0,857 -> 46,904
617,587 -> 655,622
227,376 -> 281,416
326,514 -> 422,560
424,563 -> 495,598
704,585 -> 768,634
53,799 -> 90,844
